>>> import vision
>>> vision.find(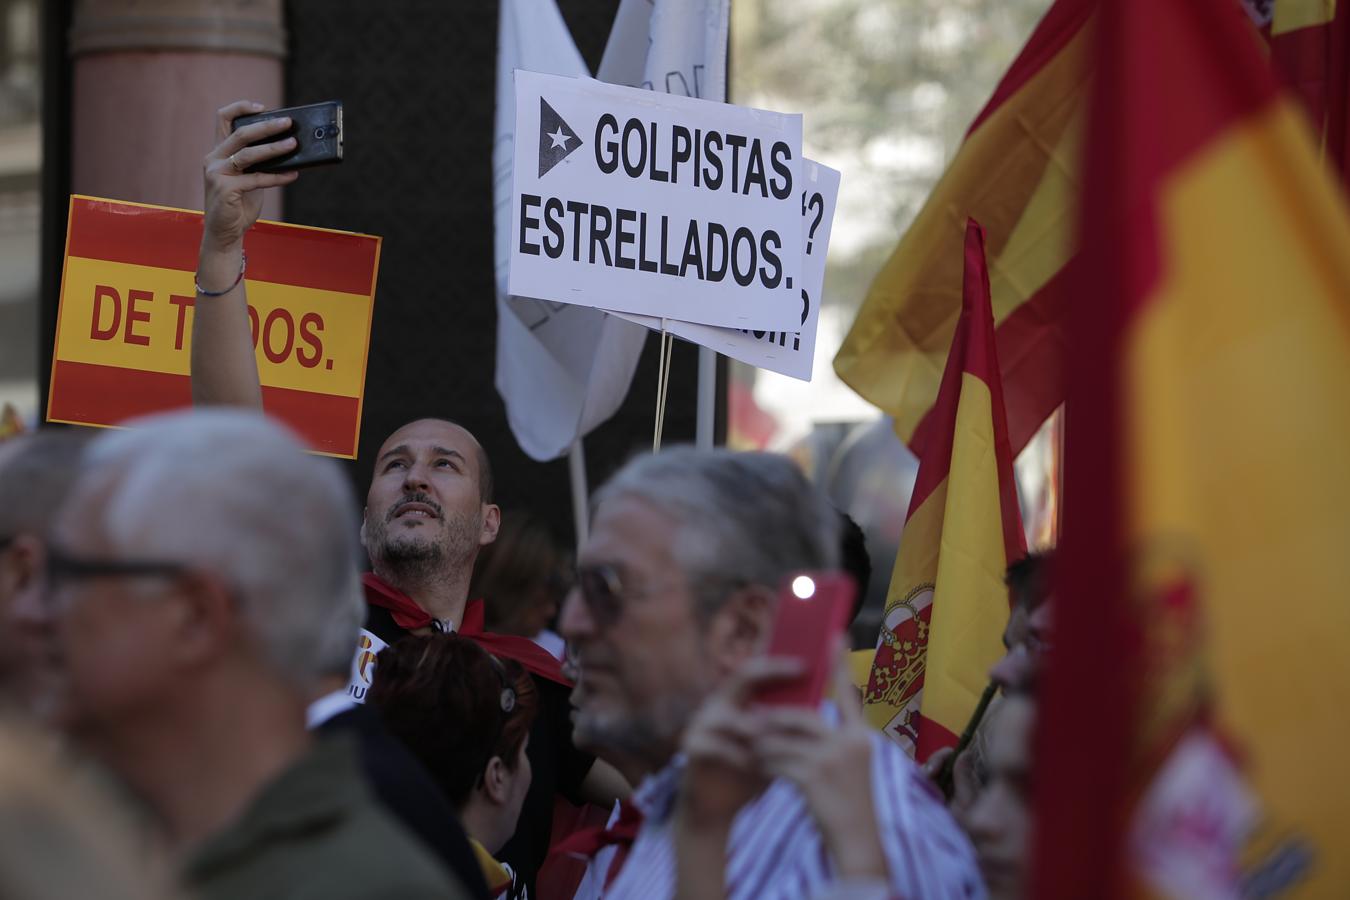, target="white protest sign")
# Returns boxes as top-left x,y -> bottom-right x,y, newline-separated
621,161 -> 839,381
509,69 -> 804,331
